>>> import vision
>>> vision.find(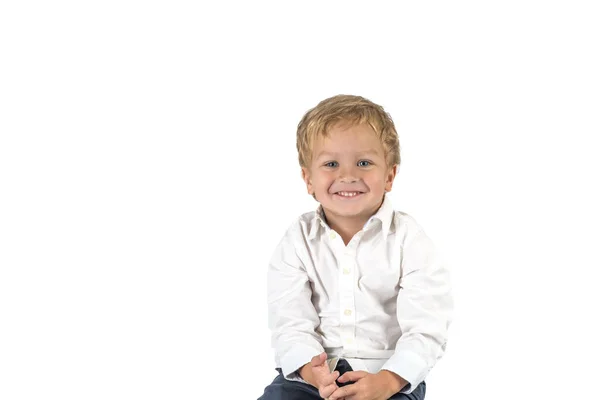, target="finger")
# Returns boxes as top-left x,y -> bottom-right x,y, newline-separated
316,371 -> 339,393
337,370 -> 368,383
329,383 -> 360,400
320,370 -> 340,386
319,382 -> 339,399
329,385 -> 360,400
310,352 -> 327,367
